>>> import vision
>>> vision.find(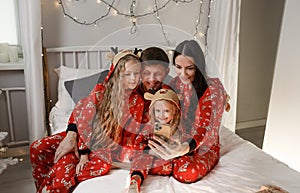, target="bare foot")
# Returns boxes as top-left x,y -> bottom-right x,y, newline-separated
128,183 -> 139,193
